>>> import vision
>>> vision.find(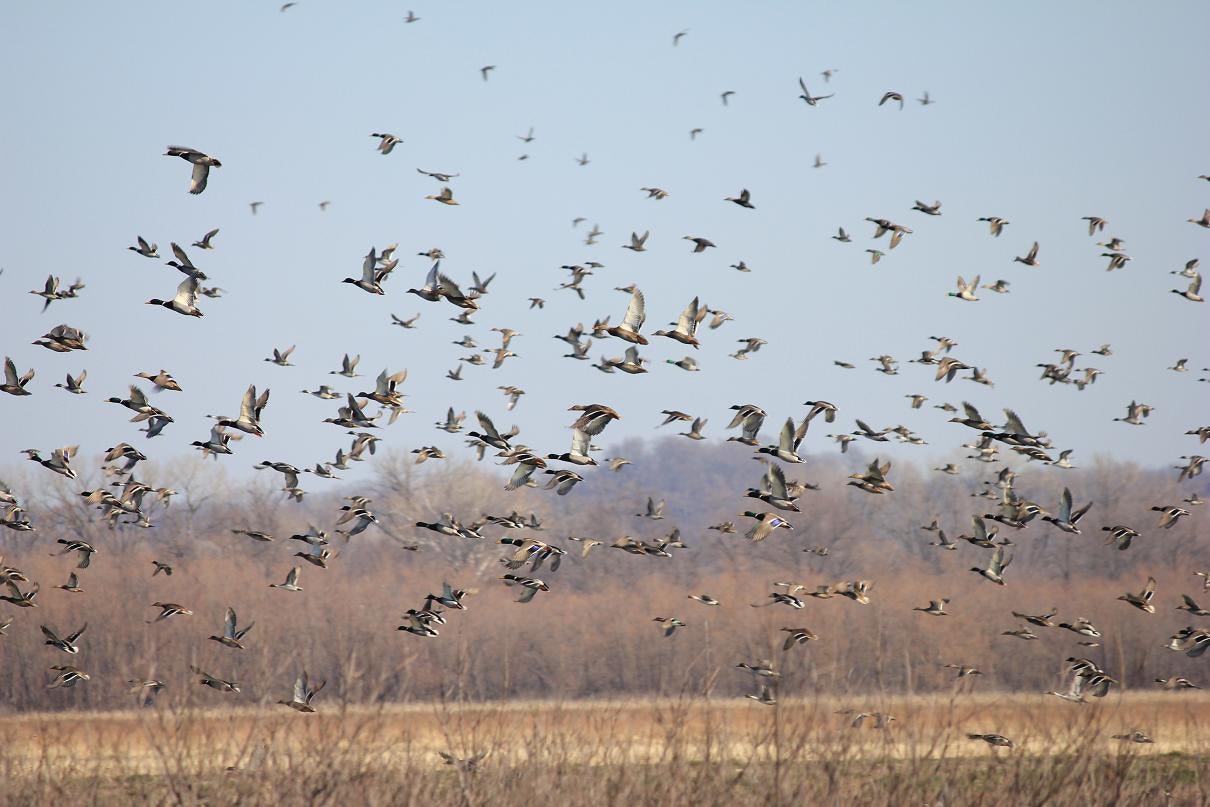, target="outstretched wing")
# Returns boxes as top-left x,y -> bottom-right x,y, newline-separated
622,289 -> 646,331
189,162 -> 210,195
